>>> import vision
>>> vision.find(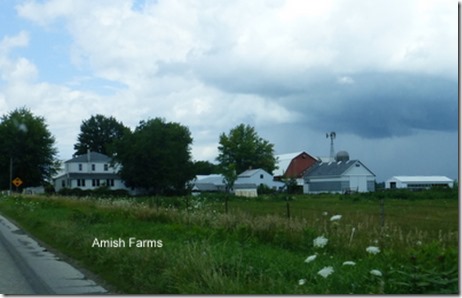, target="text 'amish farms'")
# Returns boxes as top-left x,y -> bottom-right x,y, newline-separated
92,237 -> 163,248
